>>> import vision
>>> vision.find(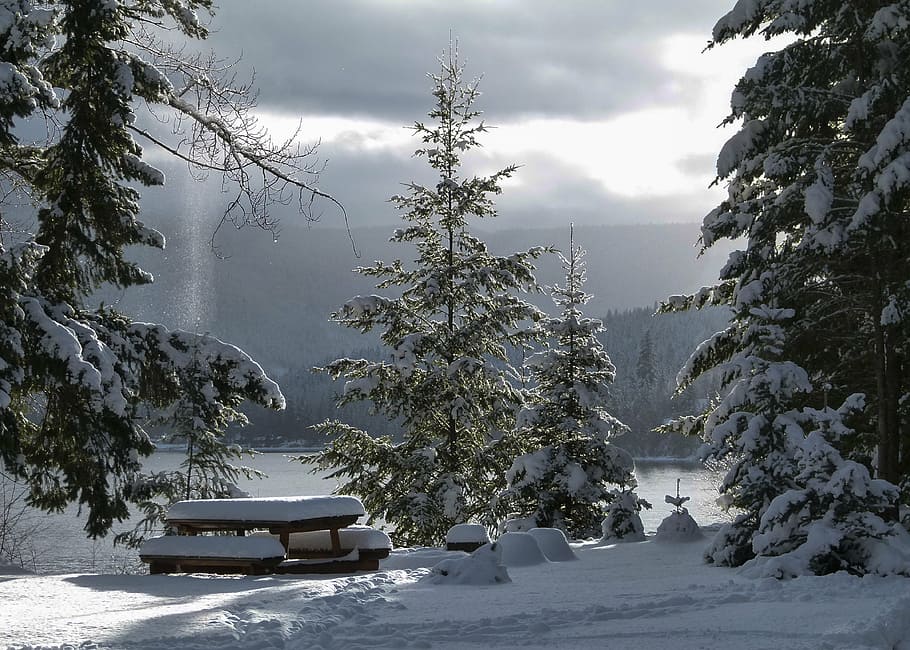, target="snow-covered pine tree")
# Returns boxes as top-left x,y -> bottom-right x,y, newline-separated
669,297 -> 812,566
665,1 -> 910,572
498,230 -> 643,540
707,1 -> 910,493
749,395 -> 909,578
0,1 -> 334,538
309,51 -> 545,547
116,331 -> 266,547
